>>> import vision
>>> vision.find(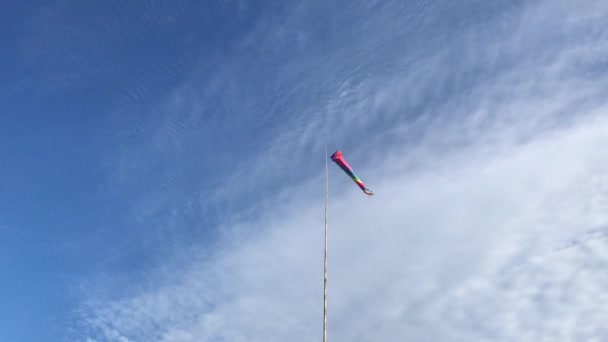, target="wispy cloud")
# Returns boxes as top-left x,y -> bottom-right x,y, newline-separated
77,0 -> 608,341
